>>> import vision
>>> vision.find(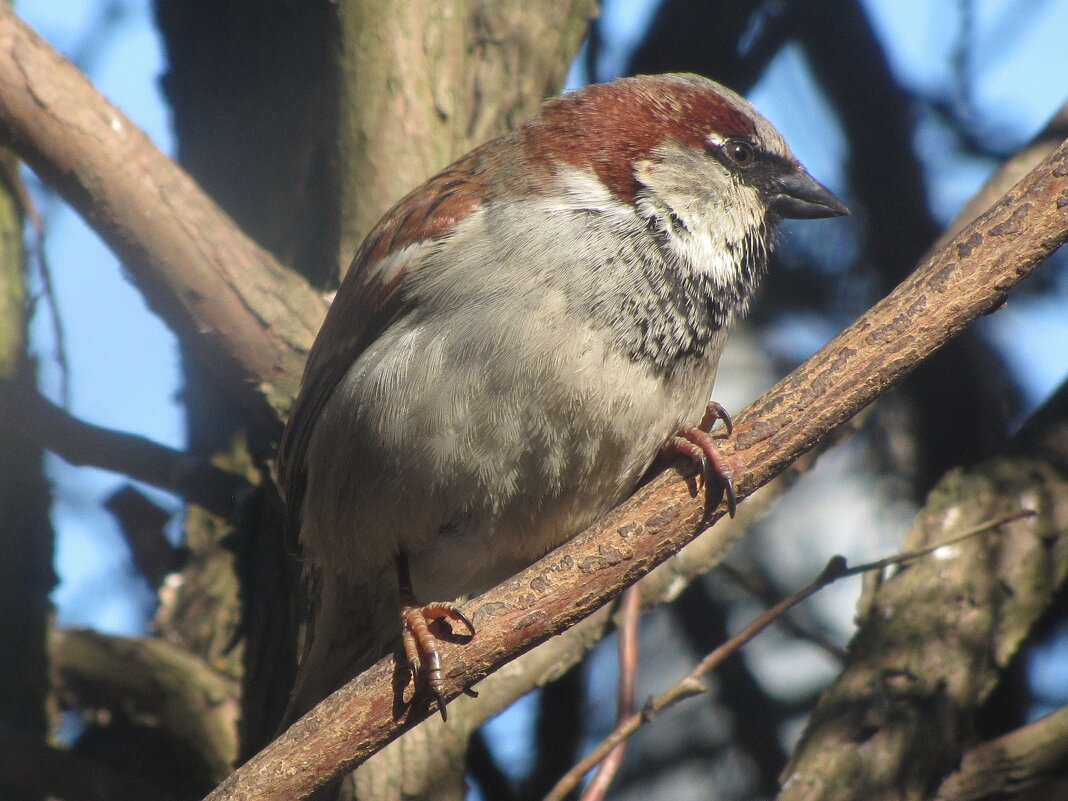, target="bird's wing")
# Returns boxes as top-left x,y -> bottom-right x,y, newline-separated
276,155 -> 488,554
